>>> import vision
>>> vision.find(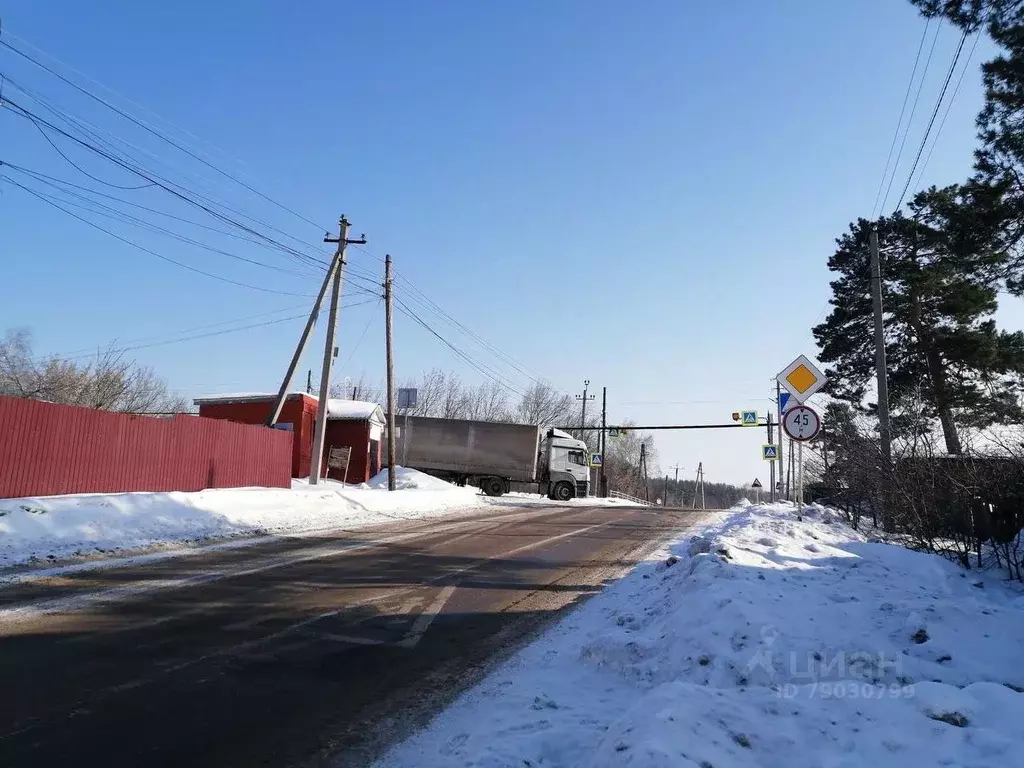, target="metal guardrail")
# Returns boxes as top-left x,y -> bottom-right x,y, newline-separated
608,490 -> 653,506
